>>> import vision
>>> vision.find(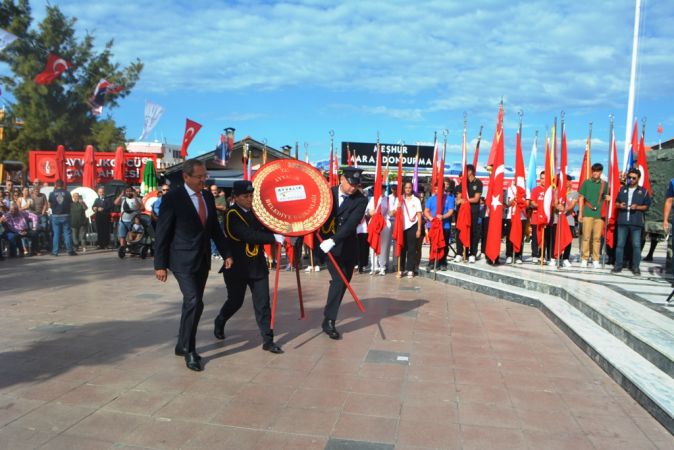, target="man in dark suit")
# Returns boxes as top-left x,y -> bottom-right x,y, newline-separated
92,186 -> 112,249
154,159 -> 232,372
214,180 -> 286,353
319,167 -> 368,339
